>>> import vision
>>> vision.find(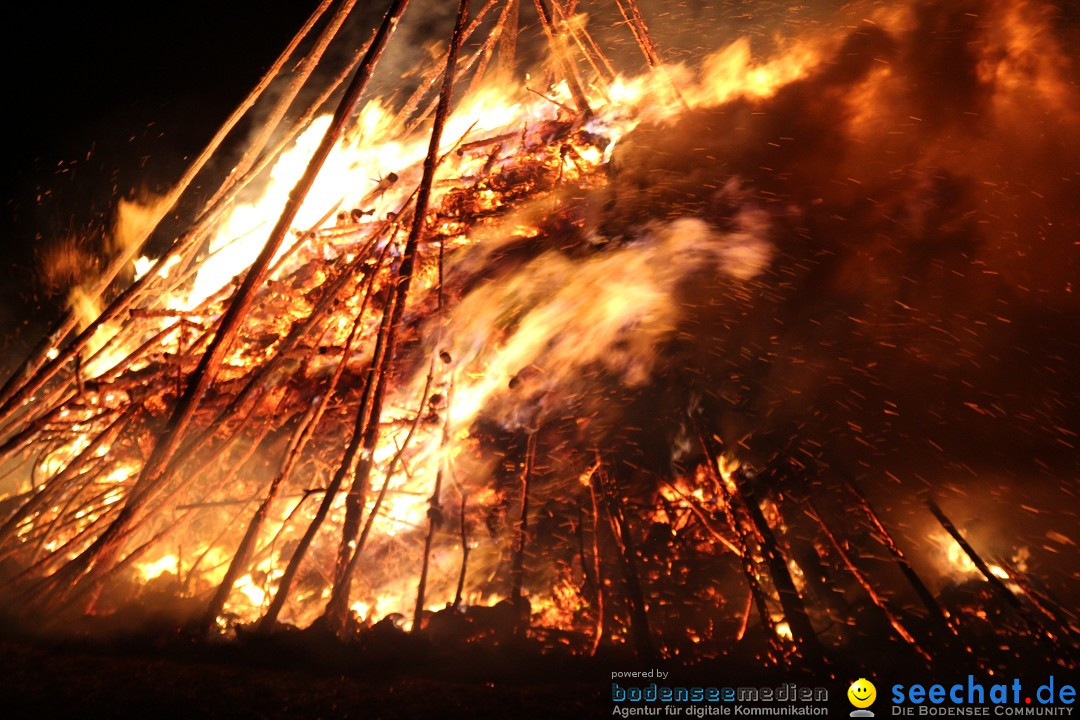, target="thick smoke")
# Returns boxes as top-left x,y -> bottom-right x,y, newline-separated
597,0 -> 1080,469
428,0 -> 1079,583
